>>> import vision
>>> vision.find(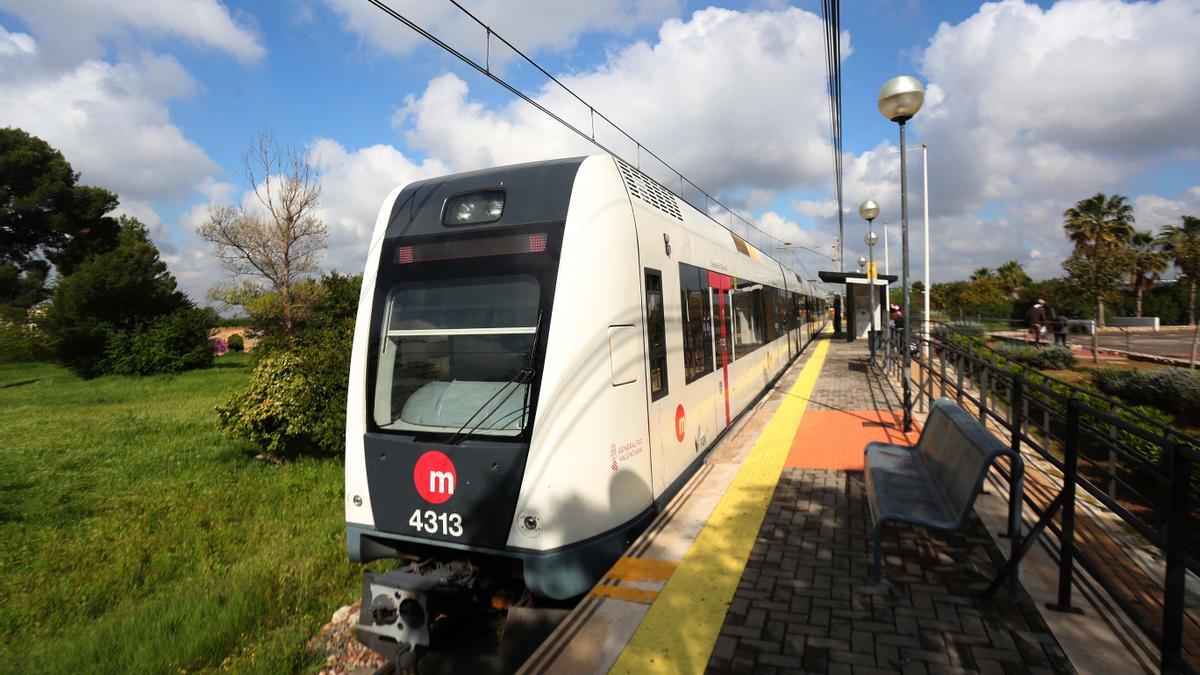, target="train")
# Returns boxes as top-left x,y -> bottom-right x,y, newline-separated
344,154 -> 828,659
